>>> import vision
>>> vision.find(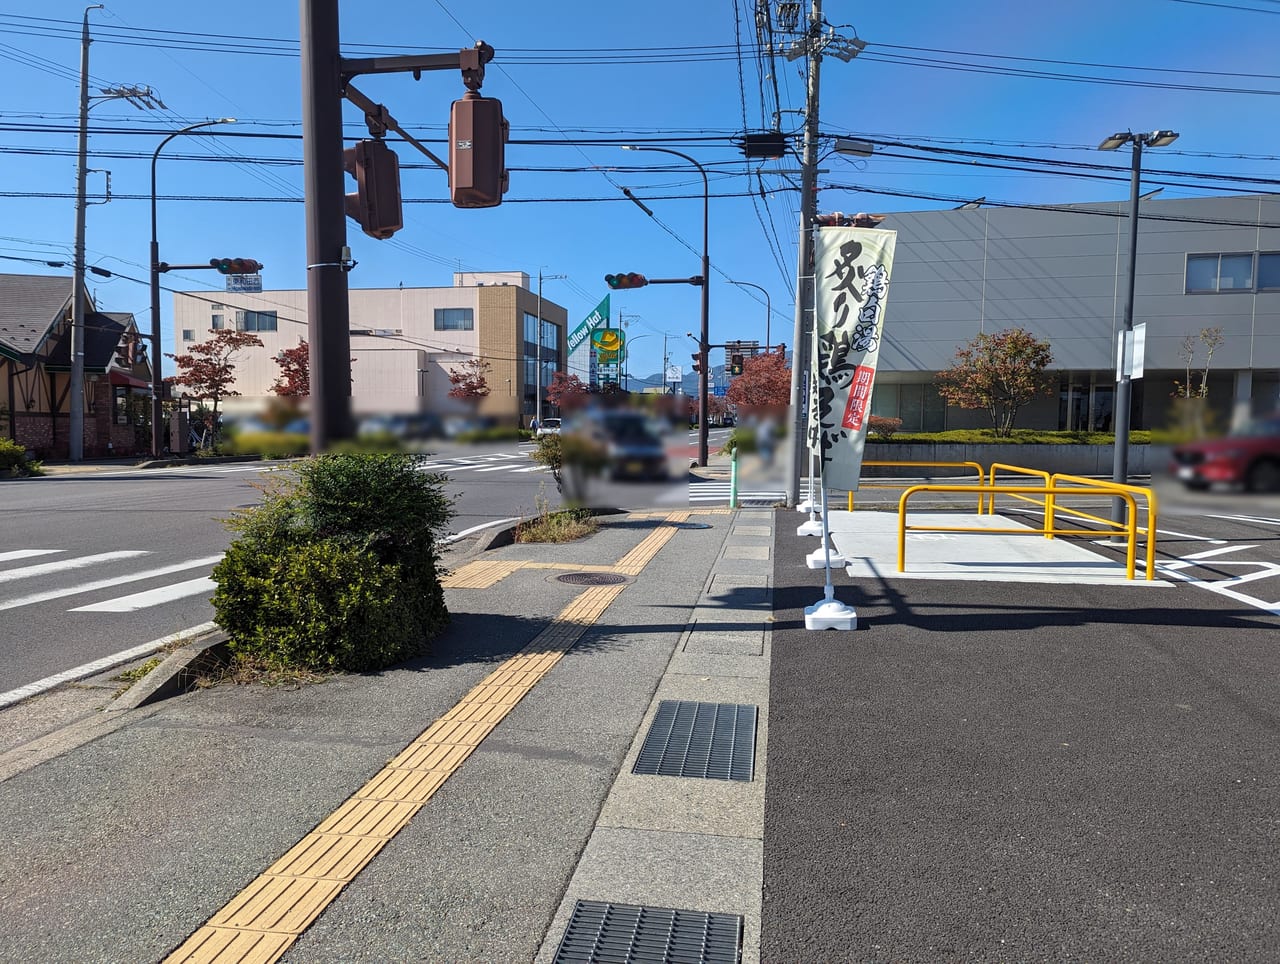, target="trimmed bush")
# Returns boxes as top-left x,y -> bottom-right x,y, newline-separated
0,437 -> 41,477
211,452 -> 454,673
